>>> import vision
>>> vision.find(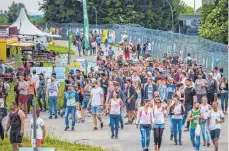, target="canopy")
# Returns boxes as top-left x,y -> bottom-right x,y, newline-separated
10,8 -> 46,36
7,42 -> 34,47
